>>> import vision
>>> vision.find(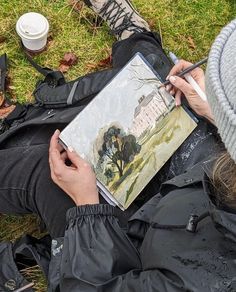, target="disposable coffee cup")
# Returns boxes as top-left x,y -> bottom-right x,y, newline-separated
16,12 -> 49,52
